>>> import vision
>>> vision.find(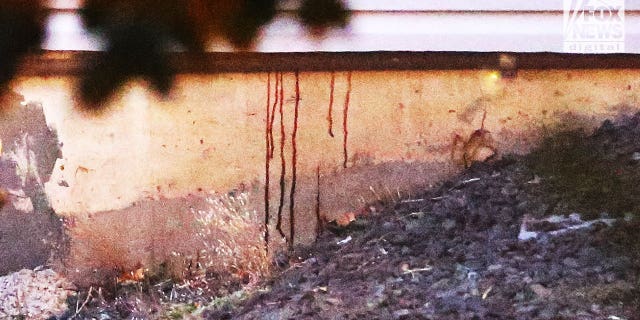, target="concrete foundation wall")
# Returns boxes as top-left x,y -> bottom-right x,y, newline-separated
9,68 -> 640,280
